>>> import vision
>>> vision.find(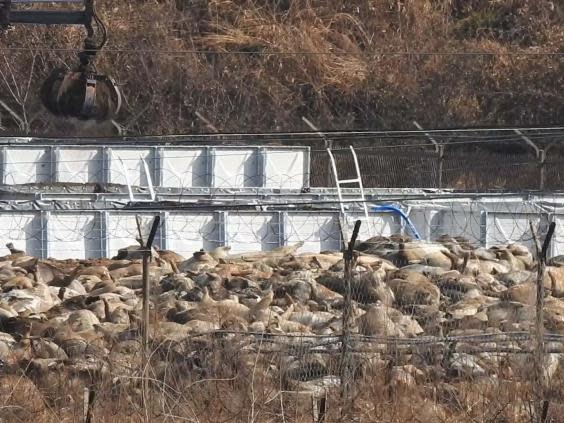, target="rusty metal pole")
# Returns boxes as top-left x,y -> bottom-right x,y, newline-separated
437,144 -> 444,190
530,220 -> 555,423
140,215 -> 160,413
